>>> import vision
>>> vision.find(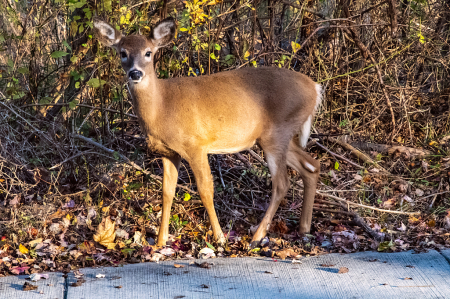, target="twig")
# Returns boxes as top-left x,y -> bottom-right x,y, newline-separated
314,140 -> 364,169
316,198 -> 383,241
280,0 -> 325,19
234,153 -> 252,168
316,191 -> 421,215
49,150 -> 96,170
71,134 -> 197,195
248,150 -> 268,167
327,137 -> 387,172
